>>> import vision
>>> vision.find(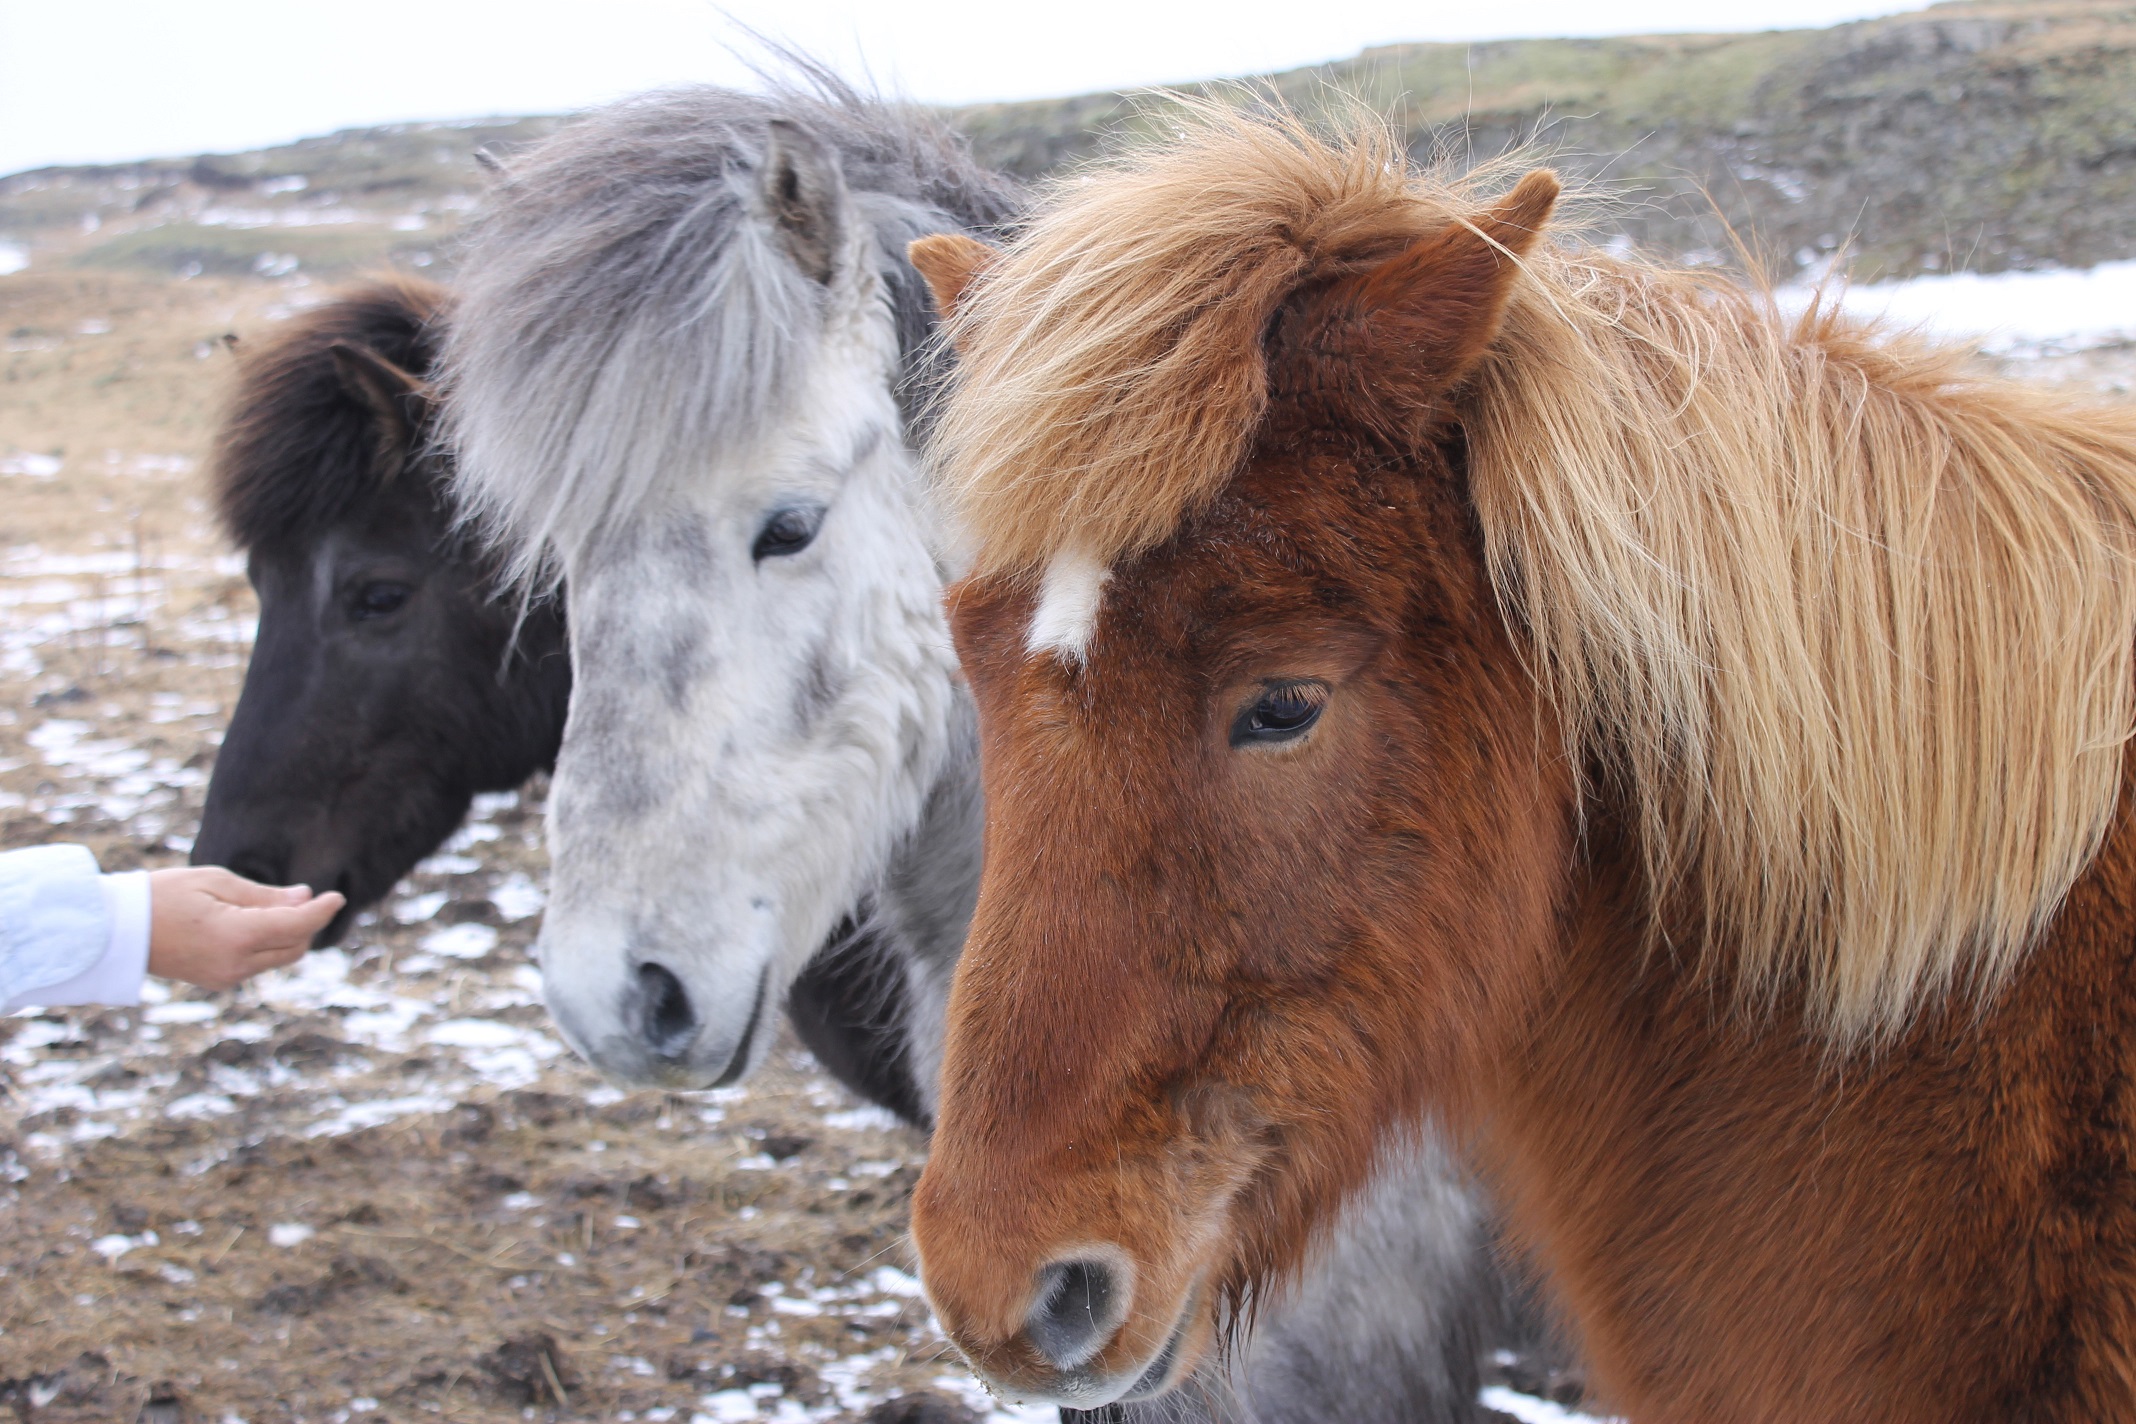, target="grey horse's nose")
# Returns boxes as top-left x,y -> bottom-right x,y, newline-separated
635,962 -> 697,1058
1025,1258 -> 1125,1371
